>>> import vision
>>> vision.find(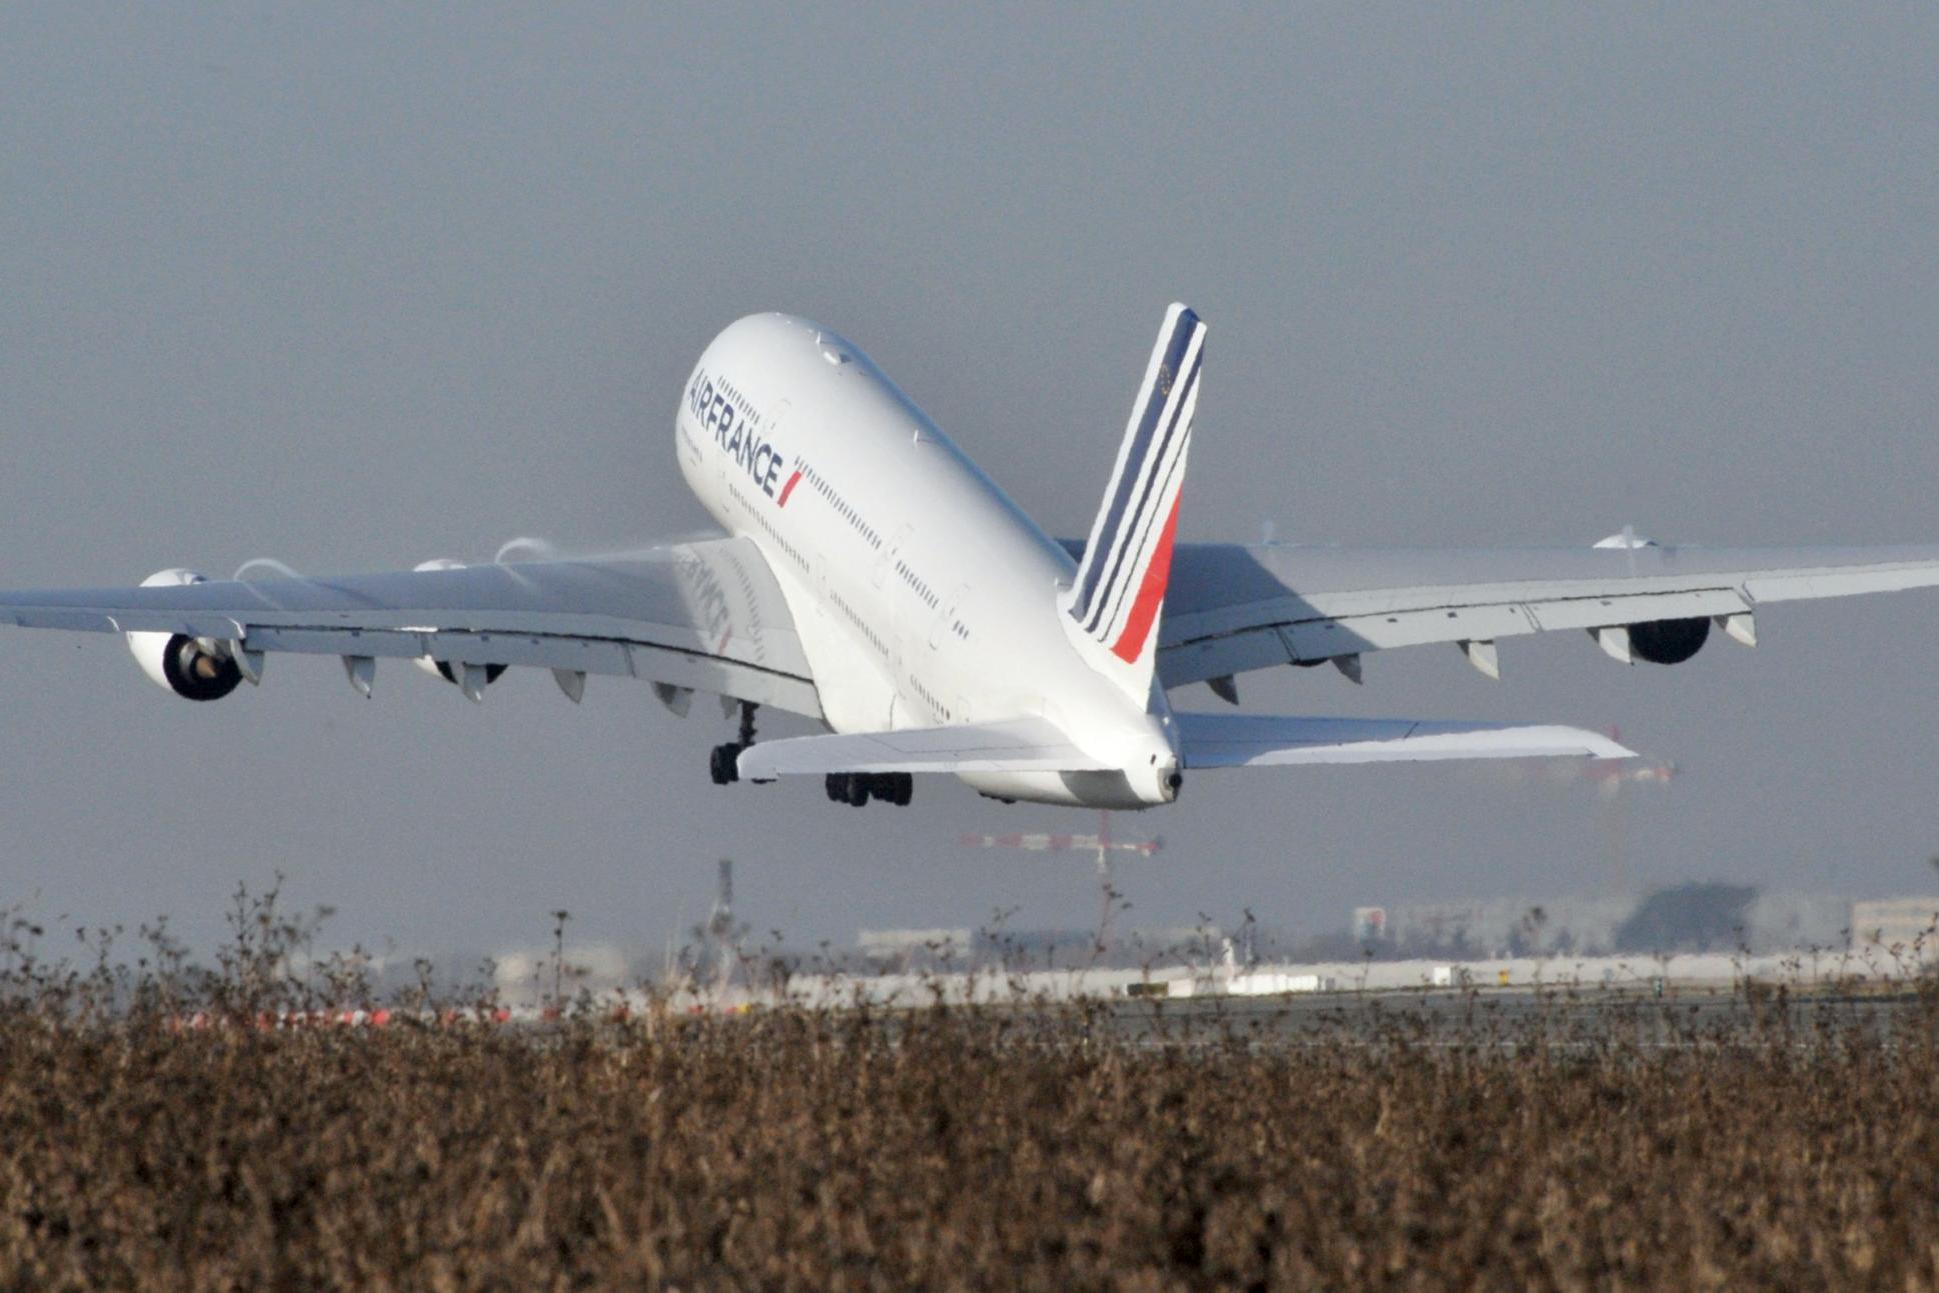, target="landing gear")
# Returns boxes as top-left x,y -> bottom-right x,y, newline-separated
823,772 -> 913,807
709,701 -> 762,786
